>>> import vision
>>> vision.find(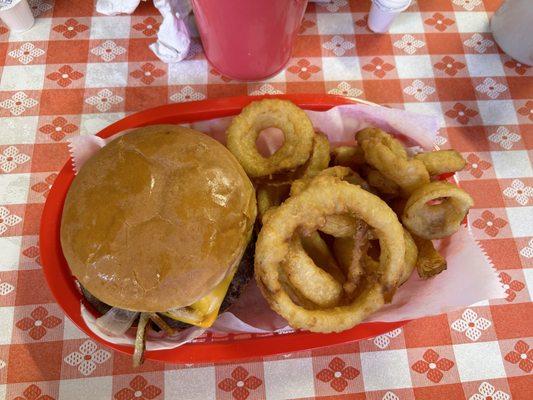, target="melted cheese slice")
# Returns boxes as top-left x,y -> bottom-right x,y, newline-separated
162,266 -> 237,328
